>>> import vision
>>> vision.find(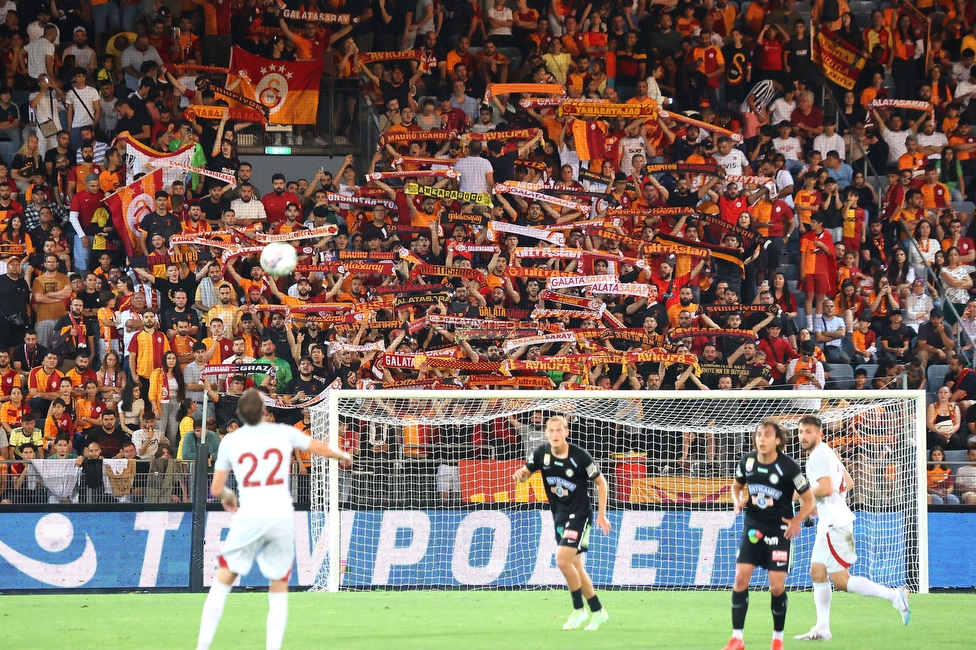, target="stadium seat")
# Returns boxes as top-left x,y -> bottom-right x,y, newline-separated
952,201 -> 975,217
849,0 -> 878,12
795,1 -> 813,12
854,11 -> 874,29
927,364 -> 950,390
856,363 -> 879,380
829,363 -> 854,389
